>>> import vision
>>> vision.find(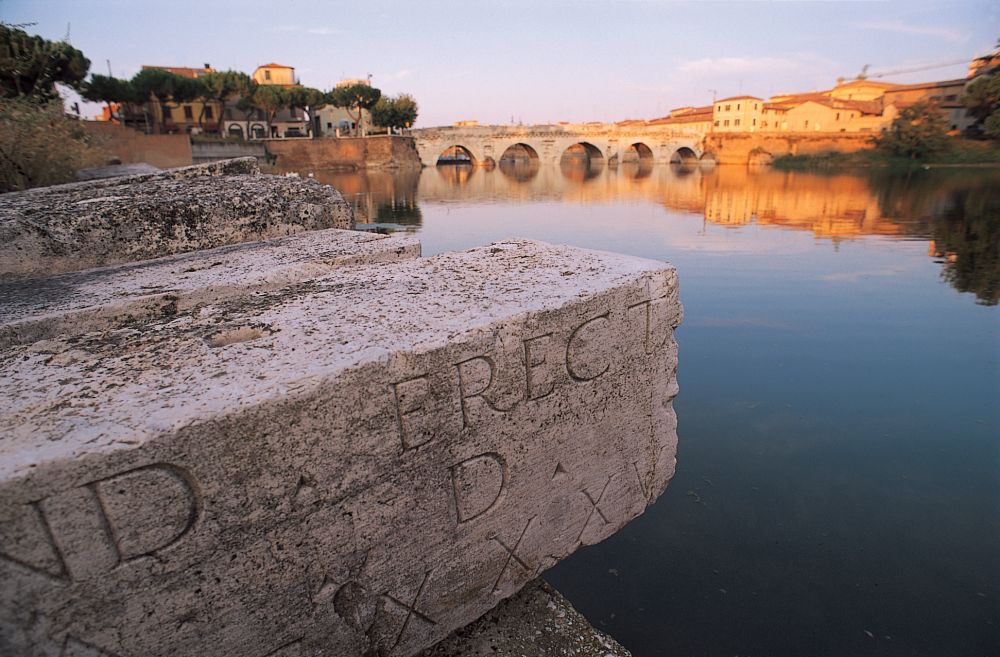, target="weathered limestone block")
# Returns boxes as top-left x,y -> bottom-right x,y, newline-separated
0,229 -> 420,348
0,158 -> 352,279
0,240 -> 681,657
418,579 -> 631,657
